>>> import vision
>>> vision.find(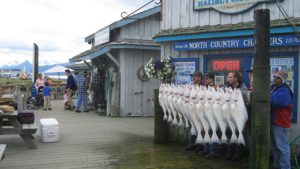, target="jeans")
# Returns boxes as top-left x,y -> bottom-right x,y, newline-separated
93,85 -> 100,108
270,125 -> 290,169
93,85 -> 105,108
209,142 -> 219,156
188,134 -> 197,145
76,93 -> 88,111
